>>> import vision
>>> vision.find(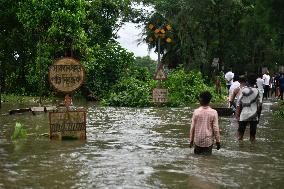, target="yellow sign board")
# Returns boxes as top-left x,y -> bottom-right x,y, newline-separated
49,111 -> 86,140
